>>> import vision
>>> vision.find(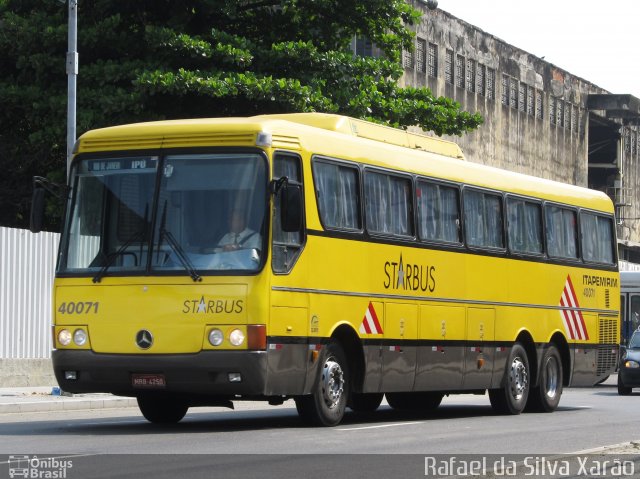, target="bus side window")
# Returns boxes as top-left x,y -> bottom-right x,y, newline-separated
631,295 -> 640,336
463,189 -> 504,249
272,153 -> 305,274
507,198 -> 542,255
545,205 -> 578,260
581,212 -> 615,264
